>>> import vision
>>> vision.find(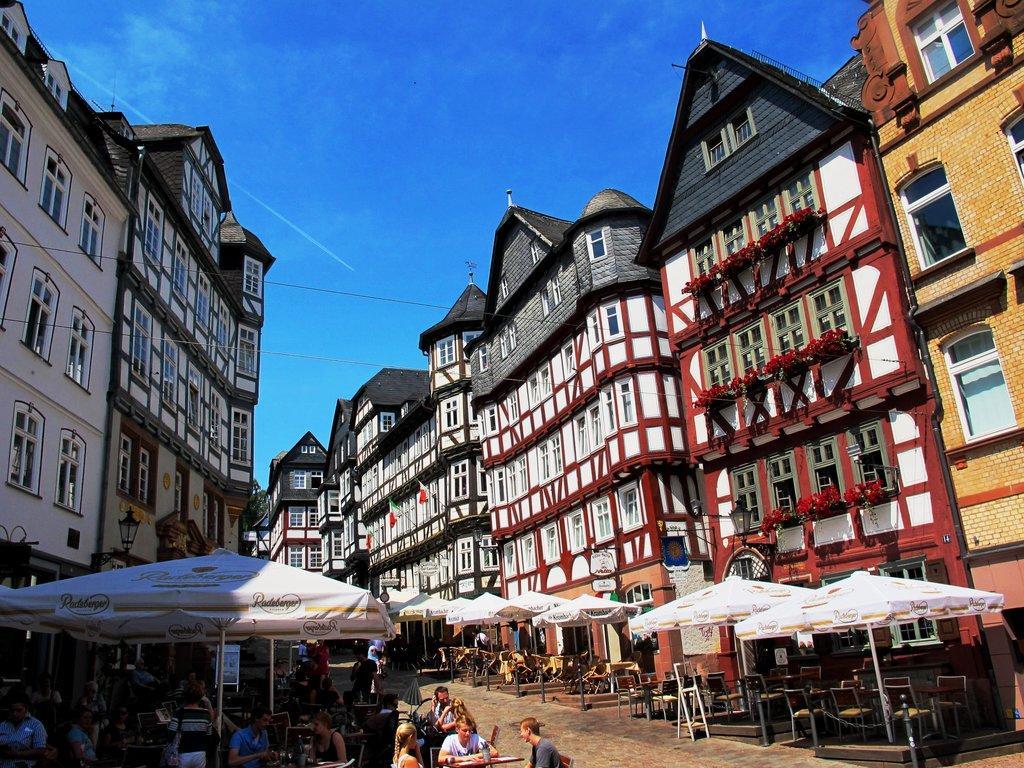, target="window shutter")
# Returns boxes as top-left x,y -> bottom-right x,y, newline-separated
871,626 -> 892,649
925,559 -> 961,642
